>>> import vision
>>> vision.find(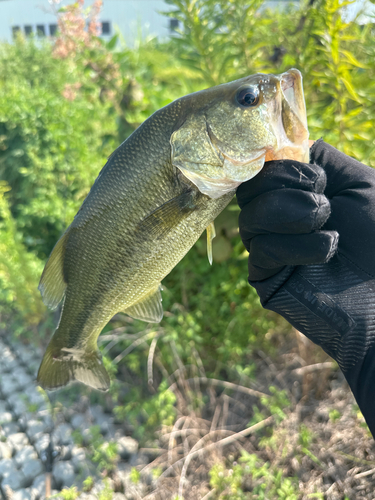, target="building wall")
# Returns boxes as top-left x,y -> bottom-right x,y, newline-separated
0,0 -> 171,44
